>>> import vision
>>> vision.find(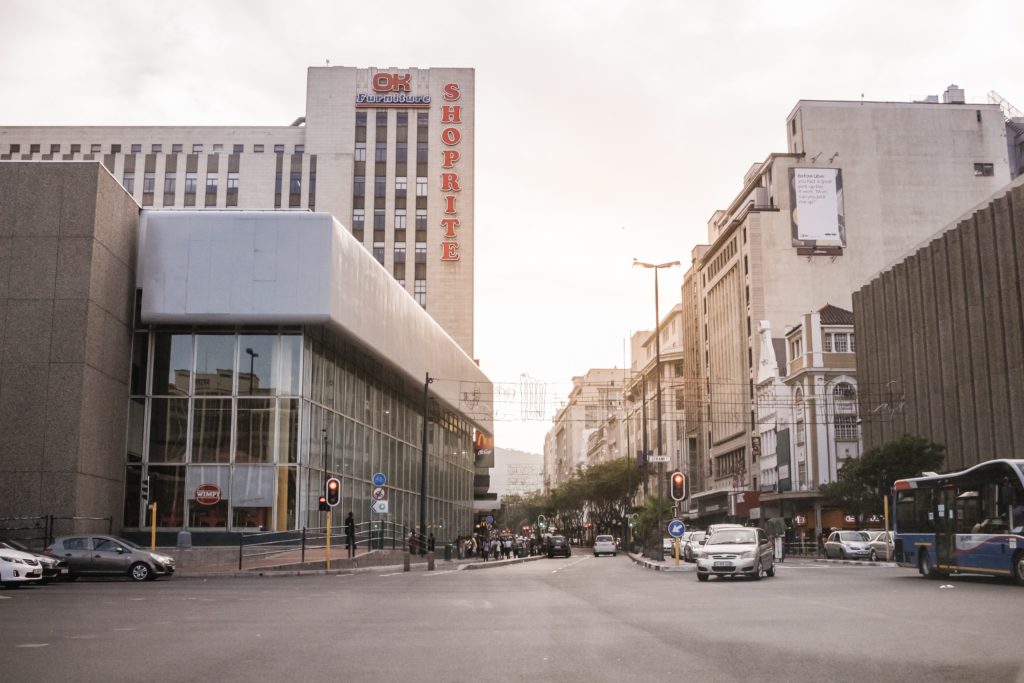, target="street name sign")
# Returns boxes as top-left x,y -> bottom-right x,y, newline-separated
667,520 -> 686,538
648,454 -> 670,463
